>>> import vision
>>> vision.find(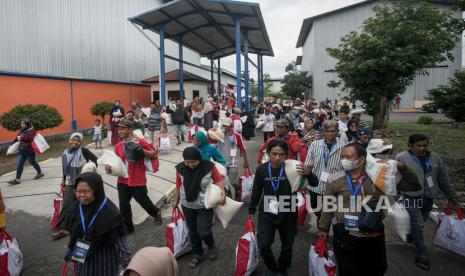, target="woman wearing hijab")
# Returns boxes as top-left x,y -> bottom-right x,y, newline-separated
172,147 -> 226,269
340,119 -> 359,145
64,172 -> 131,276
192,132 -> 227,166
8,118 -> 44,185
110,100 -> 125,145
241,109 -> 256,141
203,97 -> 214,130
124,247 -> 177,276
52,133 -> 98,239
